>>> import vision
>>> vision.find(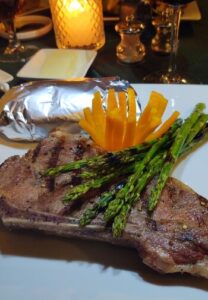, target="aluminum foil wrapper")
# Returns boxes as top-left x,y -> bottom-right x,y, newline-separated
0,77 -> 141,142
